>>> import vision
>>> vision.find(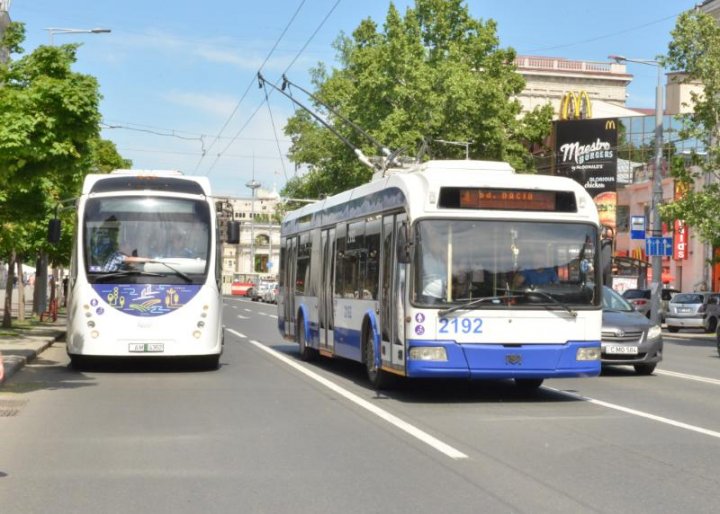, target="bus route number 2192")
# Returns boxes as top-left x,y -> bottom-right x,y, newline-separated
438,317 -> 483,334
